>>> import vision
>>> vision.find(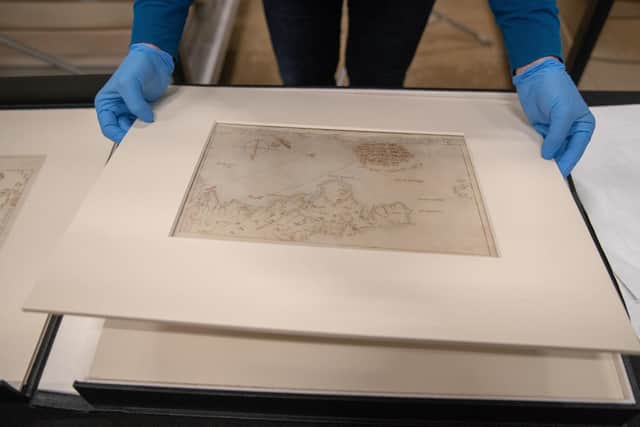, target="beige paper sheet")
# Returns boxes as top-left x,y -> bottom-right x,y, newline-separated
174,123 -> 497,256
90,319 -> 633,403
0,109 -> 111,387
24,88 -> 640,353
